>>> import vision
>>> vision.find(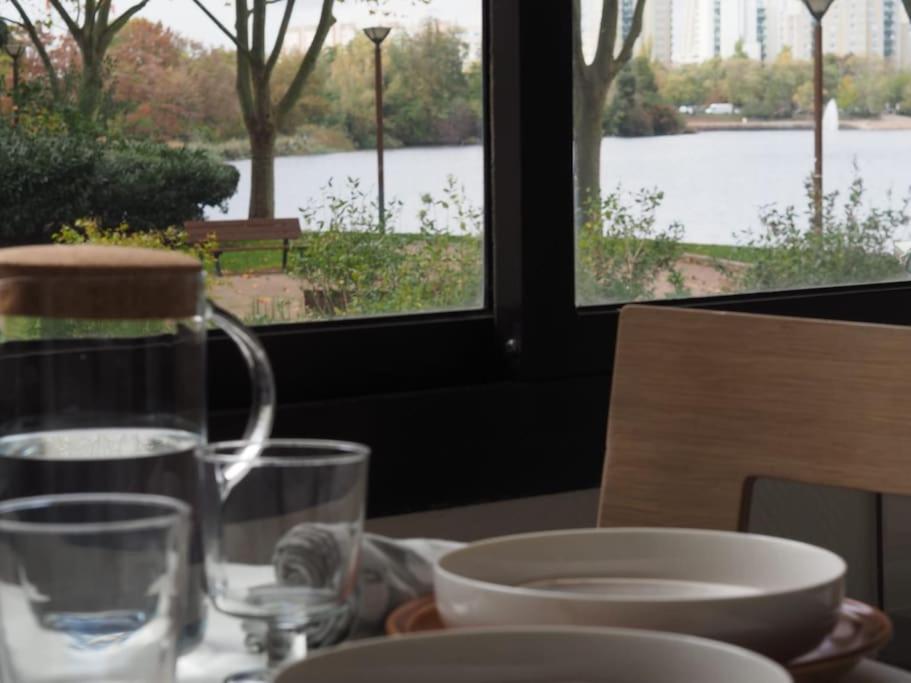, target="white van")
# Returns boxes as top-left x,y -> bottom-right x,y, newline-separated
704,102 -> 735,115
